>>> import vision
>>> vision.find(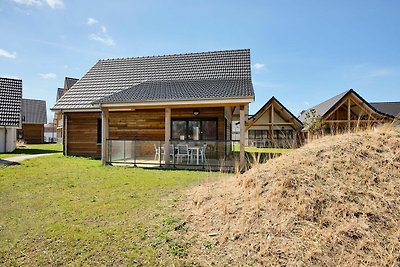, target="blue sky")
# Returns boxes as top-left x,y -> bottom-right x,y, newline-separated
1,0 -> 399,120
